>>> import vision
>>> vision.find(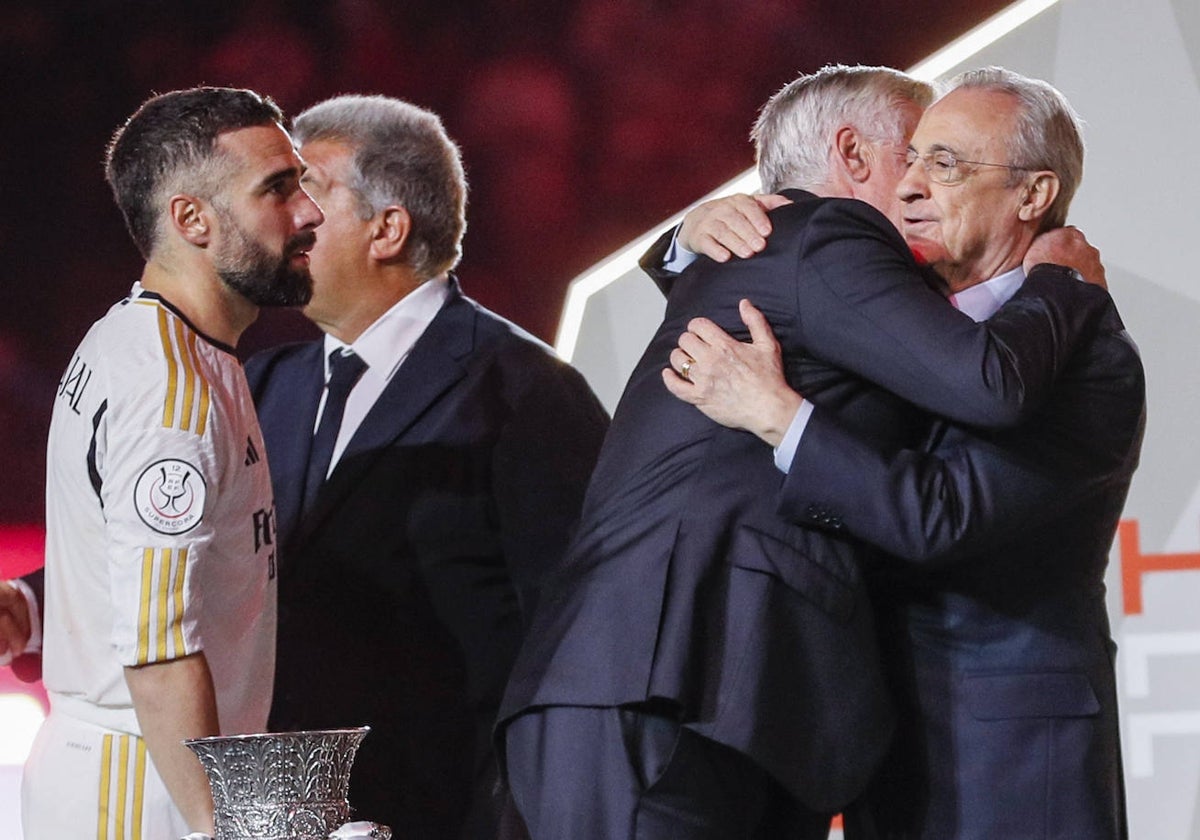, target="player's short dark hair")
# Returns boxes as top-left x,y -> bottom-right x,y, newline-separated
104,87 -> 285,258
